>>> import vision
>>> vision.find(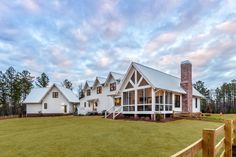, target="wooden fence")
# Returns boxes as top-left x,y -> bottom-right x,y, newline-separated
171,120 -> 236,157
